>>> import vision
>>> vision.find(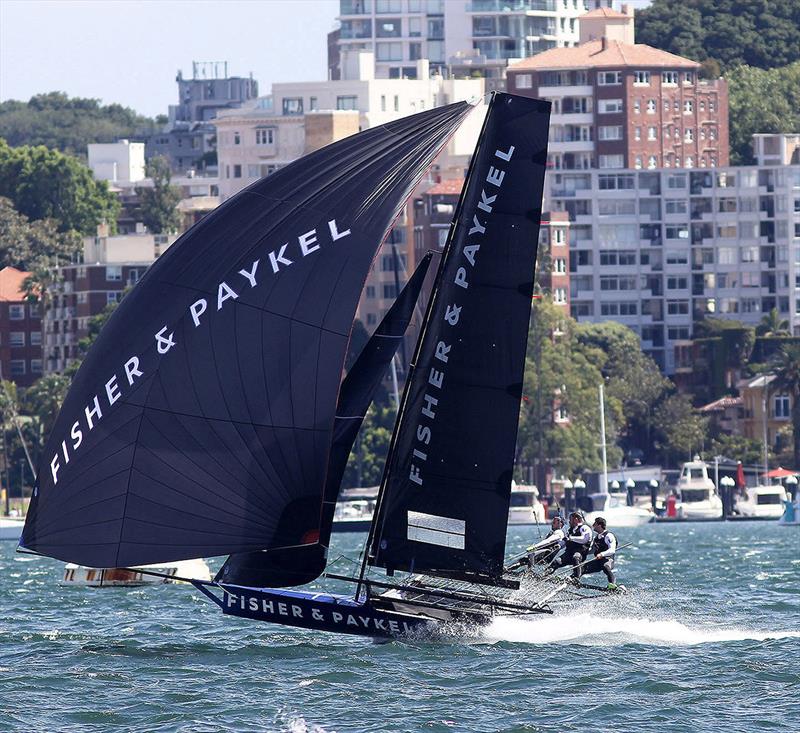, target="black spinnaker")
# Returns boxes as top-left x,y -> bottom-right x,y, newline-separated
215,252 -> 434,587
368,92 -> 551,585
21,103 -> 474,569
